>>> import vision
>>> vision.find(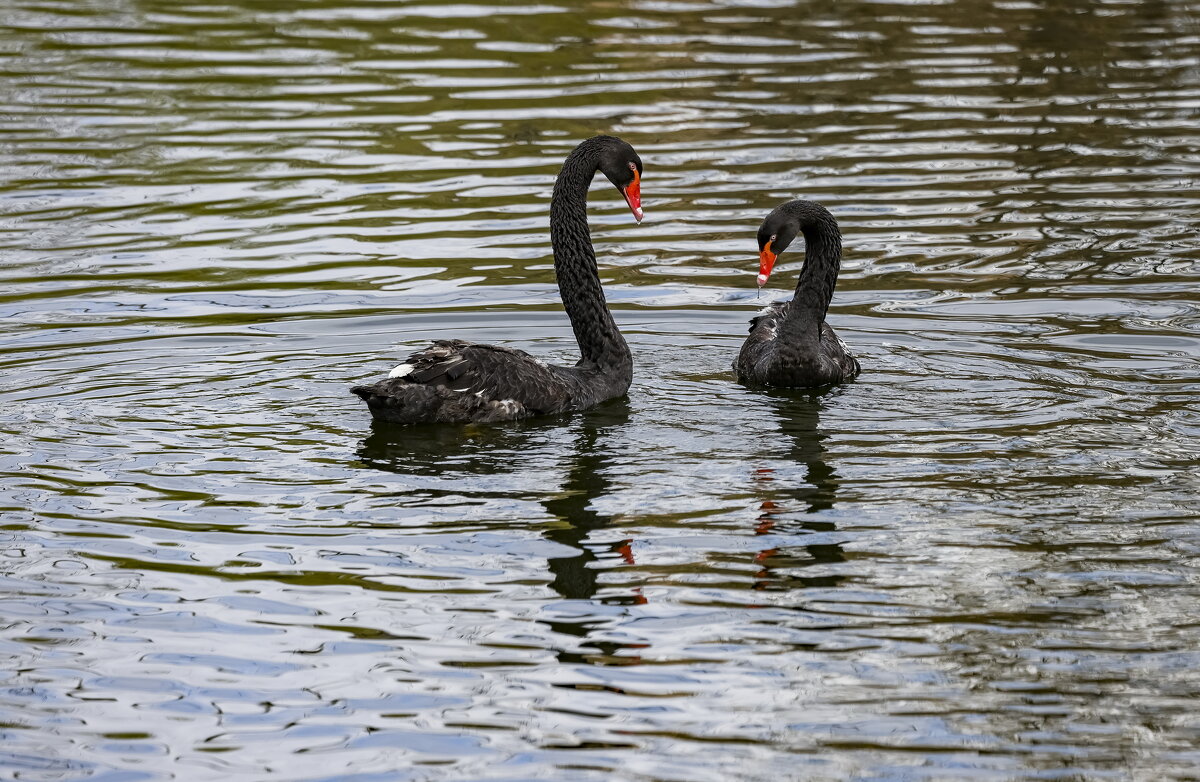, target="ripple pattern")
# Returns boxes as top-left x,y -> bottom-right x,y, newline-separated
2,0 -> 1200,779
